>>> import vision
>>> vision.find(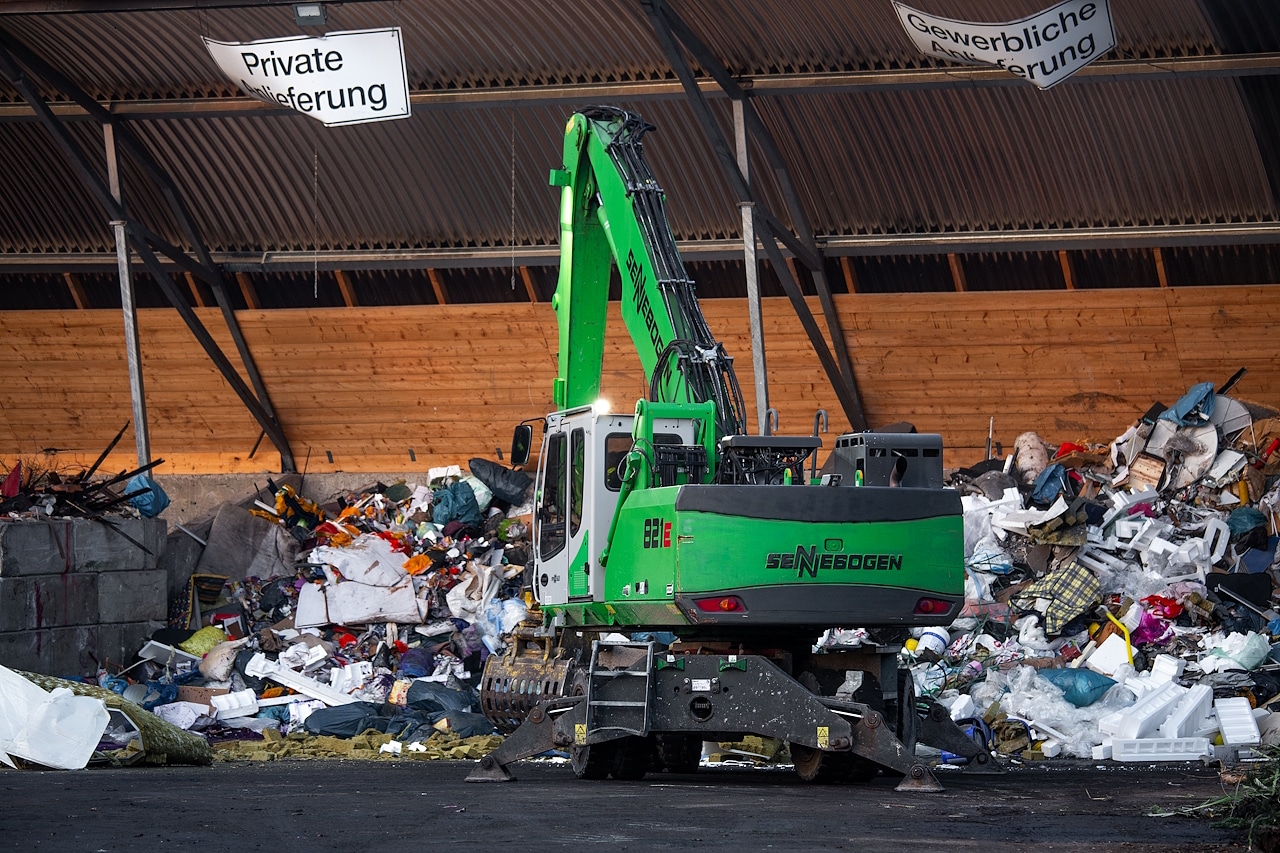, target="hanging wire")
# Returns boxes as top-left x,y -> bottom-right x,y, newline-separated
313,143 -> 320,299
510,111 -> 517,289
